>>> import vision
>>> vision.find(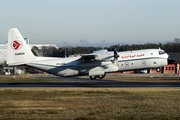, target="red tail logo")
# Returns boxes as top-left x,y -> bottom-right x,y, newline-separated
11,40 -> 23,50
